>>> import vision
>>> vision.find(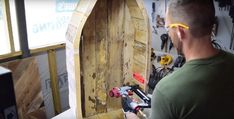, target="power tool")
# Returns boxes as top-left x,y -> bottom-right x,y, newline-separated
159,54 -> 173,66
109,85 -> 151,115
